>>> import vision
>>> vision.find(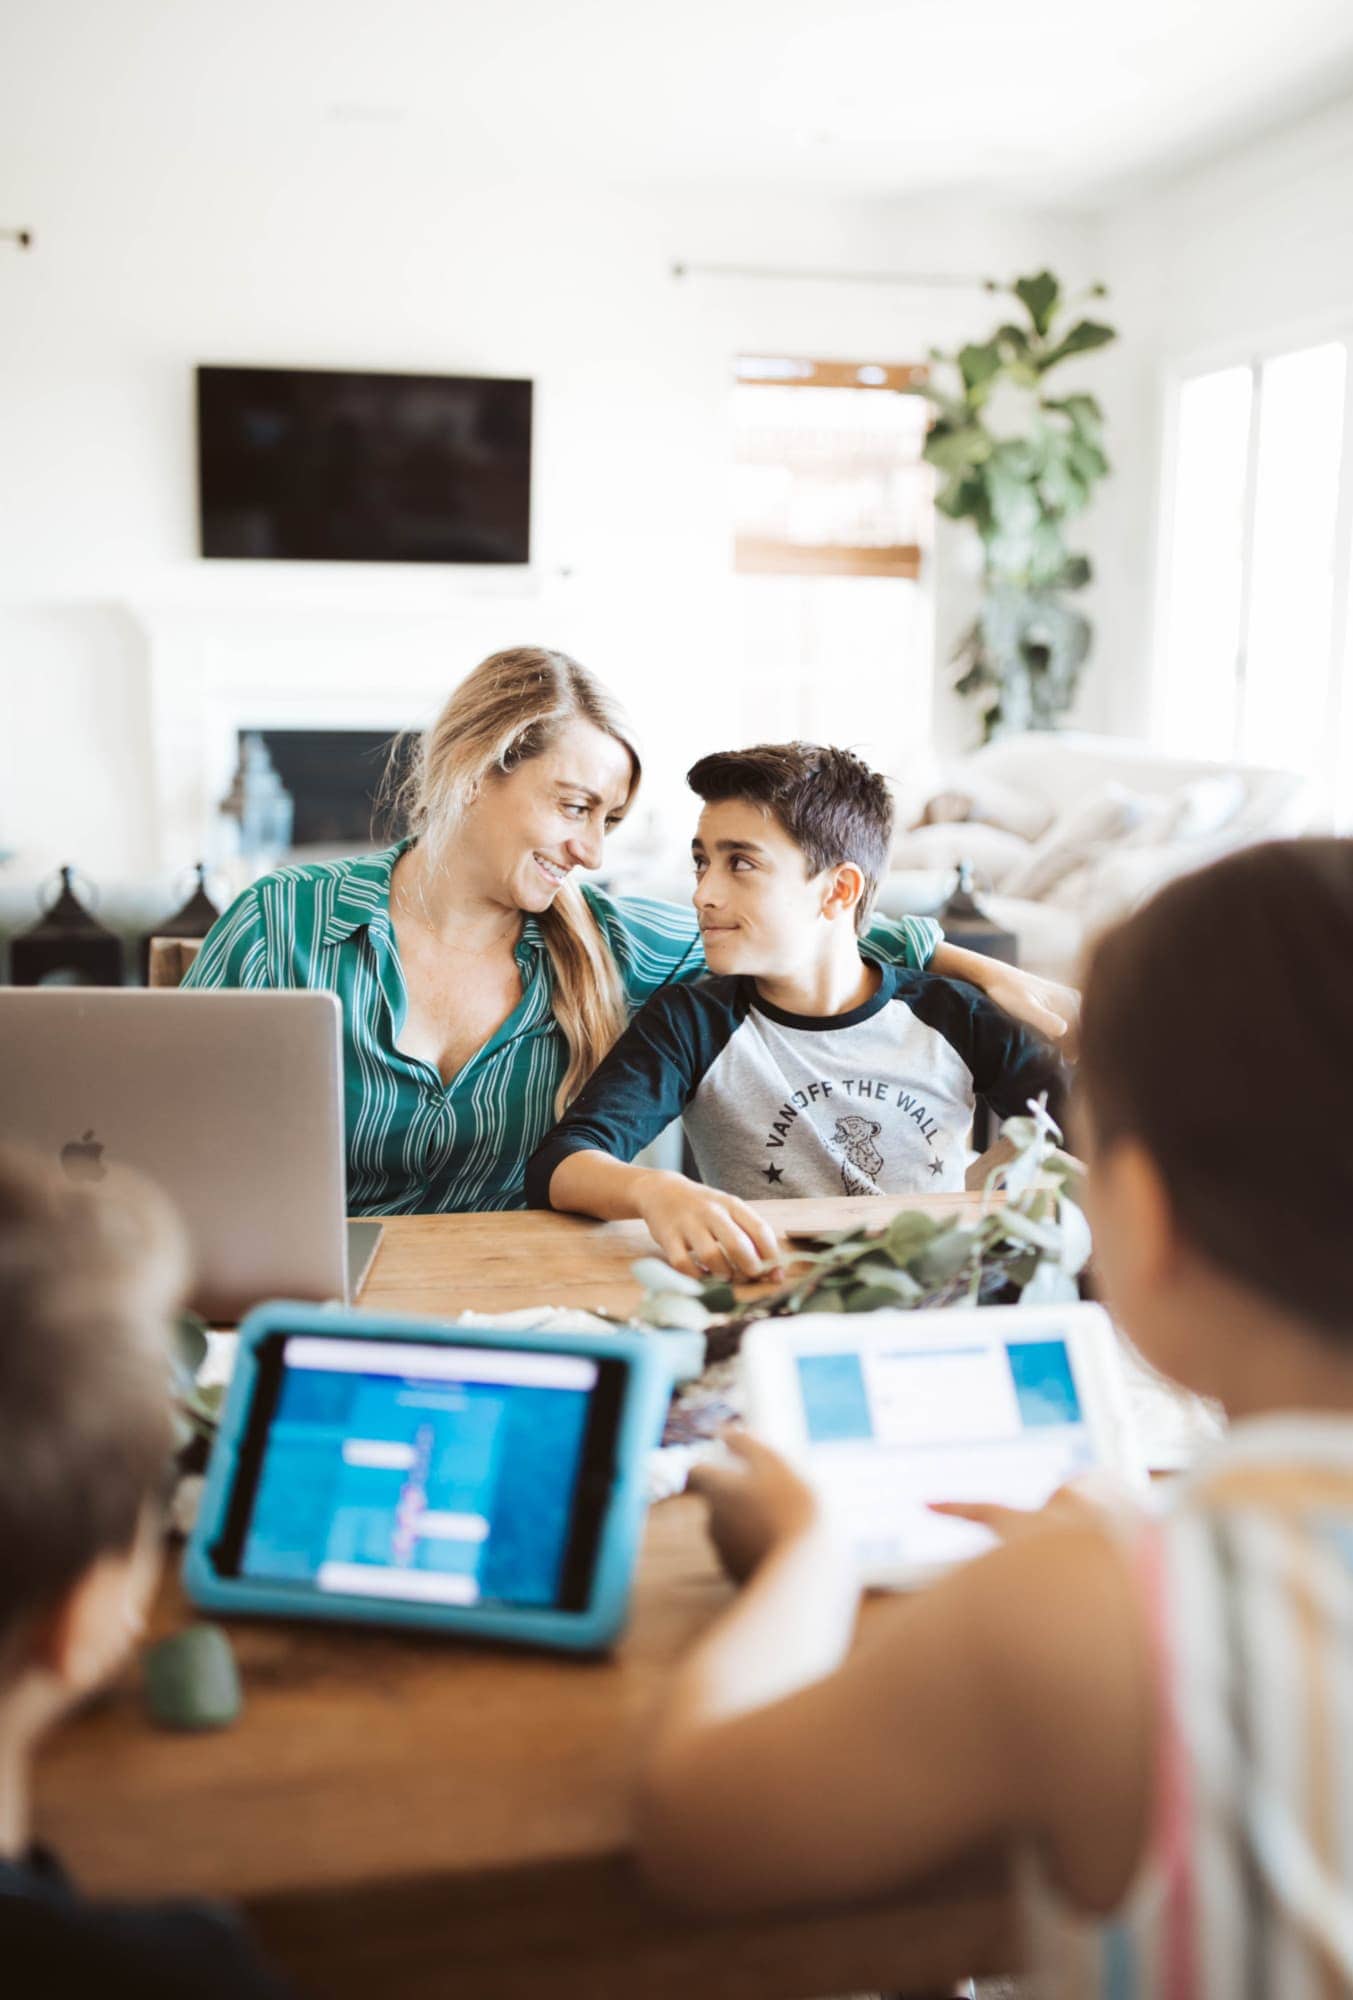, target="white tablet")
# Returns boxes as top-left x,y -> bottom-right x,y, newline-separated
741,1303 -> 1147,1589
